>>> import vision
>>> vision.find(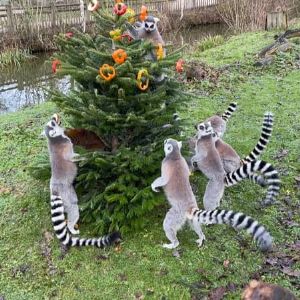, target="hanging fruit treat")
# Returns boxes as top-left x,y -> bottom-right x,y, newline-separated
176,59 -> 184,73
137,69 -> 149,91
112,49 -> 127,64
121,33 -> 133,43
99,64 -> 116,81
88,0 -> 100,12
113,2 -> 127,16
110,28 -> 122,41
139,5 -> 148,21
126,7 -> 135,24
156,43 -> 164,60
65,32 -> 73,39
52,59 -> 62,73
